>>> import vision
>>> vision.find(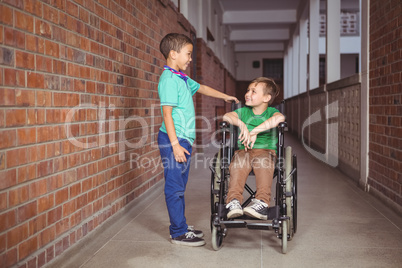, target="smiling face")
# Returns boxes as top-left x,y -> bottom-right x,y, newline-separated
170,43 -> 193,71
244,82 -> 271,108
